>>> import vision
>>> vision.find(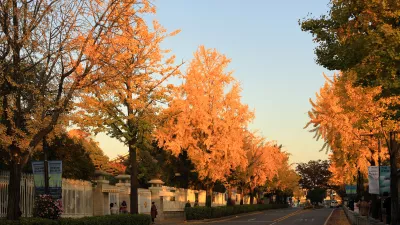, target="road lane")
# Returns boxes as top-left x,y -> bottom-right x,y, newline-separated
189,208 -> 334,225
270,208 -> 333,225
